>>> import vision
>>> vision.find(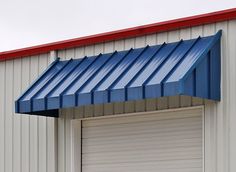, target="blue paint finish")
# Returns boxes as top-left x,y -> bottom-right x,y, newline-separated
127,42 -> 179,100
210,41 -> 221,100
77,92 -> 92,106
93,47 -> 146,104
195,54 -> 209,99
165,37 -> 213,83
163,81 -> 181,97
146,38 -> 196,86
47,96 -> 60,110
110,88 -> 126,102
128,43 -> 178,88
93,90 -> 109,104
110,45 -> 161,102
62,94 -> 76,108
77,50 -> 130,106
145,84 -> 162,99
62,52 -> 113,107
47,55 -> 97,109
127,86 -> 143,100
182,72 -> 195,97
18,60 -> 67,113
32,59 -> 83,111
111,46 -> 161,89
64,53 -> 112,95
15,31 -> 222,117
